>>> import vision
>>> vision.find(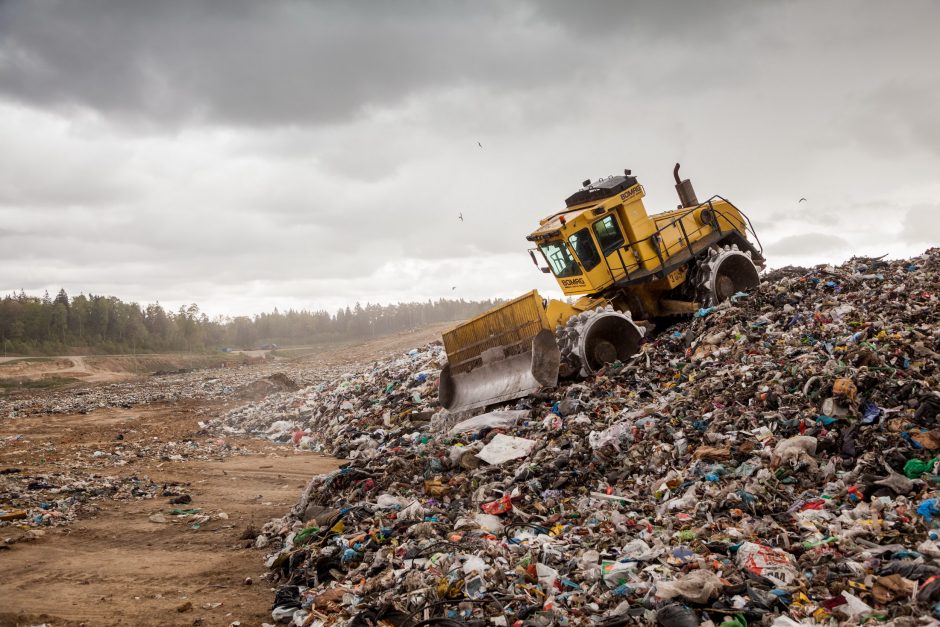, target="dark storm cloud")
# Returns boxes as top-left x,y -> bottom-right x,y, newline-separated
531,0 -> 756,37
0,1 -> 540,126
0,0 -> 938,315
0,0 -> 769,128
